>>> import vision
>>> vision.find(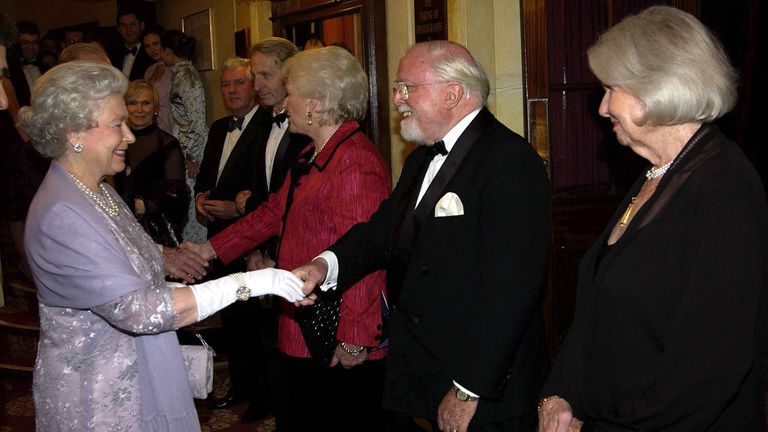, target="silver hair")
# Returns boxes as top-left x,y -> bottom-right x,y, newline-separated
588,6 -> 737,125
282,46 -> 368,125
251,37 -> 298,65
413,40 -> 490,104
222,56 -> 253,80
19,61 -> 128,158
